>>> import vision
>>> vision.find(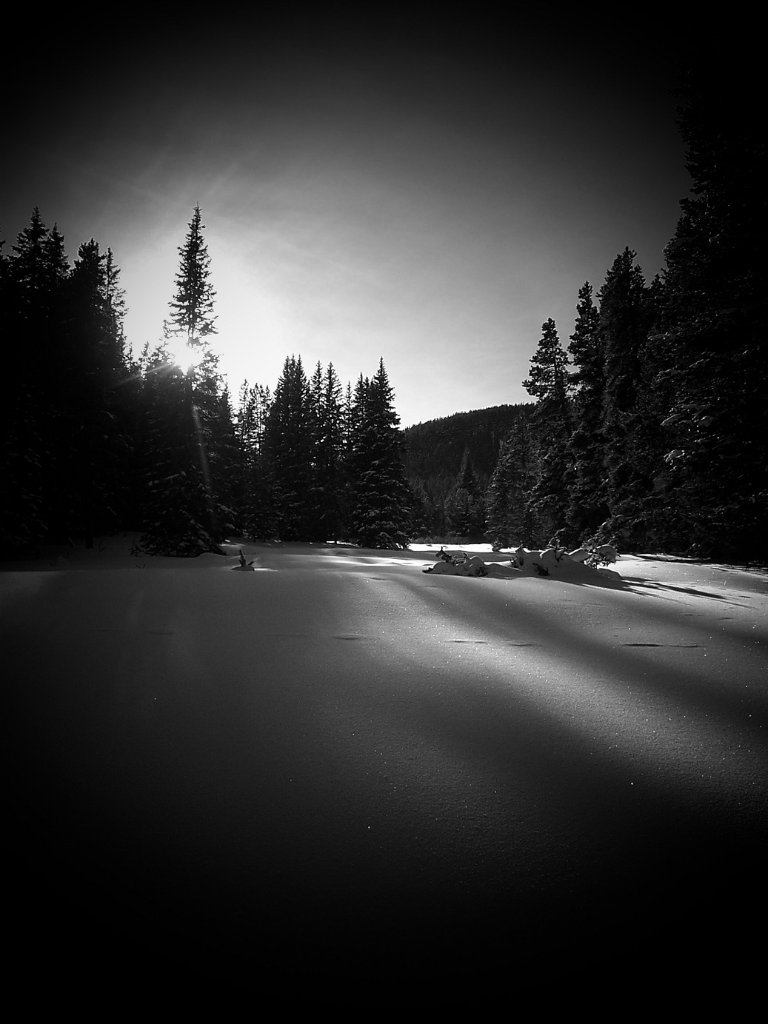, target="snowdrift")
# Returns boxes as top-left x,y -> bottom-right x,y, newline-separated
422,544 -> 621,581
